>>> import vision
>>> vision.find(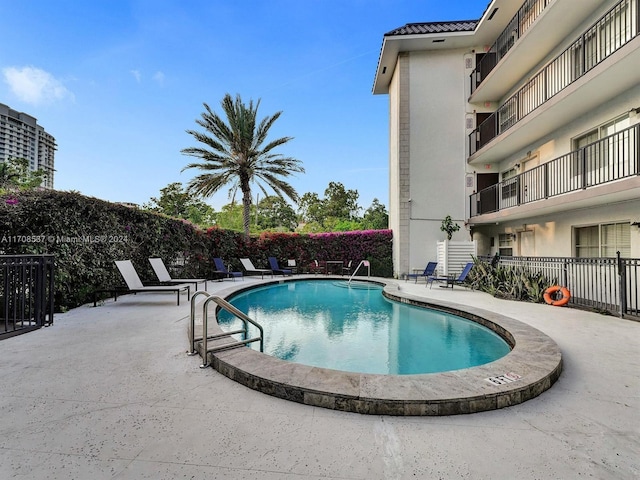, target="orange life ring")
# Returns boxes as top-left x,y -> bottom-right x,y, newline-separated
543,286 -> 571,306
